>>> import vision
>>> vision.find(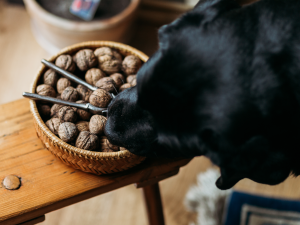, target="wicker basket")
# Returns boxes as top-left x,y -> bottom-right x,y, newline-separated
30,41 -> 147,175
